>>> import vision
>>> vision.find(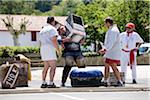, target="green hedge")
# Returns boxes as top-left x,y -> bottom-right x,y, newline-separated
0,46 -> 40,58
0,46 -> 101,58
